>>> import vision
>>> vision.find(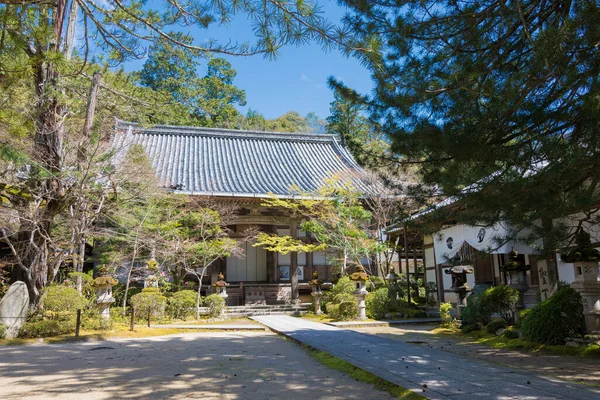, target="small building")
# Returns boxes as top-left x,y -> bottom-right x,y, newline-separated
111,121 -> 373,305
391,201 -> 600,308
